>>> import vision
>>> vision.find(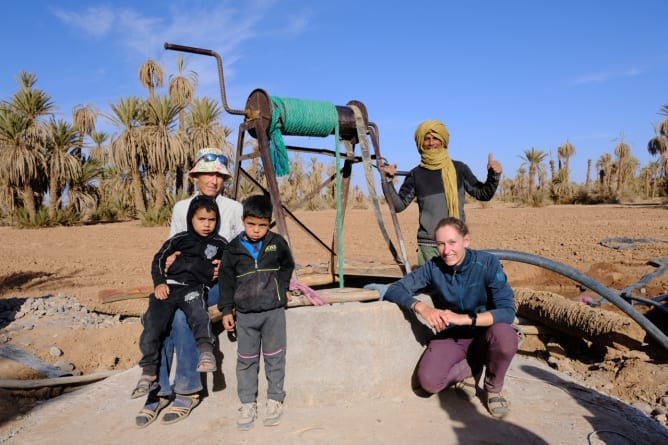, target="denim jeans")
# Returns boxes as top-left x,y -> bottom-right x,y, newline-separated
156,284 -> 220,397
